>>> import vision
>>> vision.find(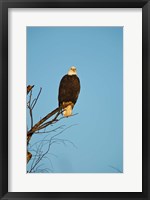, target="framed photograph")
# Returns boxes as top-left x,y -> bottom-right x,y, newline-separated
0,0 -> 150,199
